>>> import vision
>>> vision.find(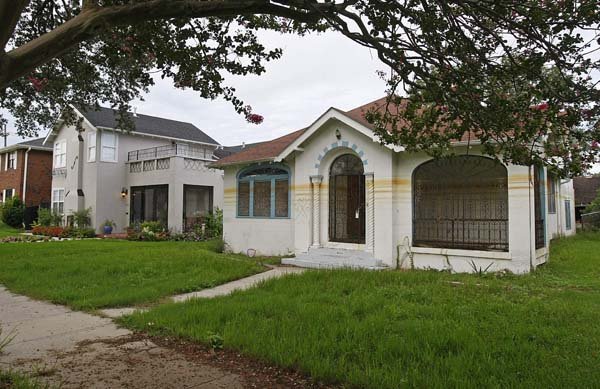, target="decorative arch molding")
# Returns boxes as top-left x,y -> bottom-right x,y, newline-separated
313,141 -> 368,170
